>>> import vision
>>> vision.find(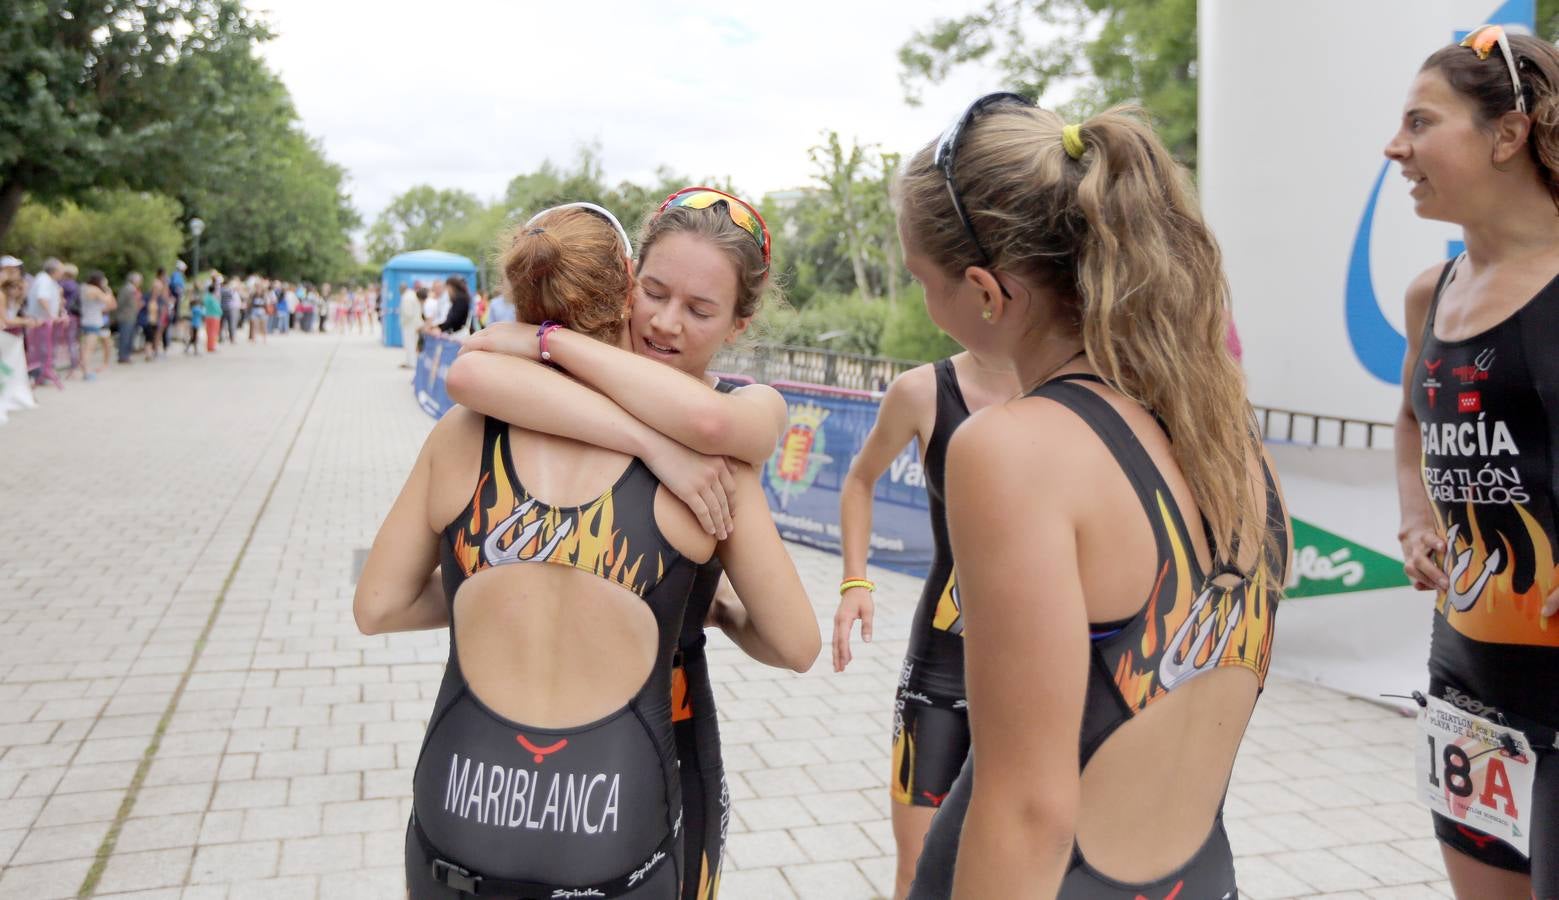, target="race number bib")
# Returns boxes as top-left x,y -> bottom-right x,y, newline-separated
1415,694 -> 1536,857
